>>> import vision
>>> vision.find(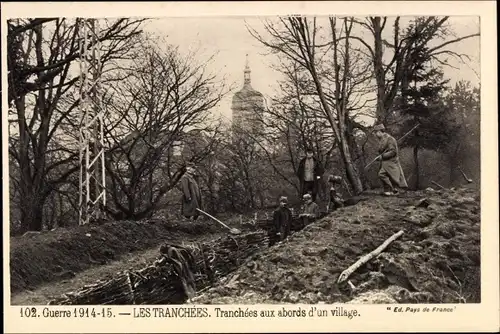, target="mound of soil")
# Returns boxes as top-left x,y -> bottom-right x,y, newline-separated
191,188 -> 480,304
10,218 -> 222,293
